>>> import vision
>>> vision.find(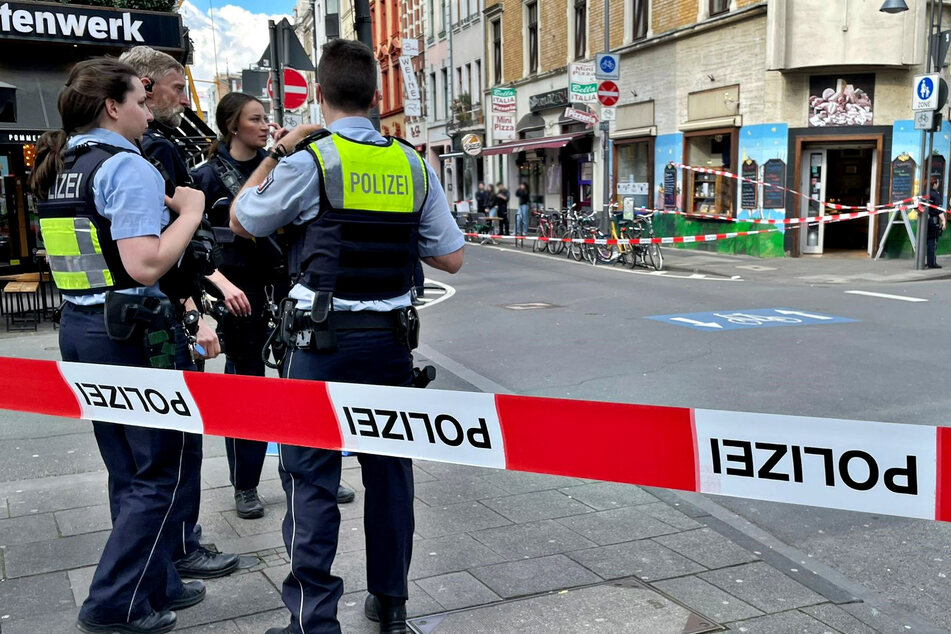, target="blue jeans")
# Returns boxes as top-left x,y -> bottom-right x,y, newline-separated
517,204 -> 530,235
